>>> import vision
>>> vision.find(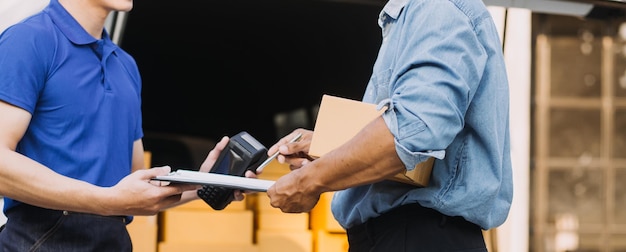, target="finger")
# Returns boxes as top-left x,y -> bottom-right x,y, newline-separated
275,145 -> 296,164
167,183 -> 201,192
198,136 -> 230,172
289,159 -> 310,171
149,179 -> 171,186
163,193 -> 184,206
140,166 -> 172,180
267,131 -> 301,156
244,170 -> 257,178
233,190 -> 244,201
